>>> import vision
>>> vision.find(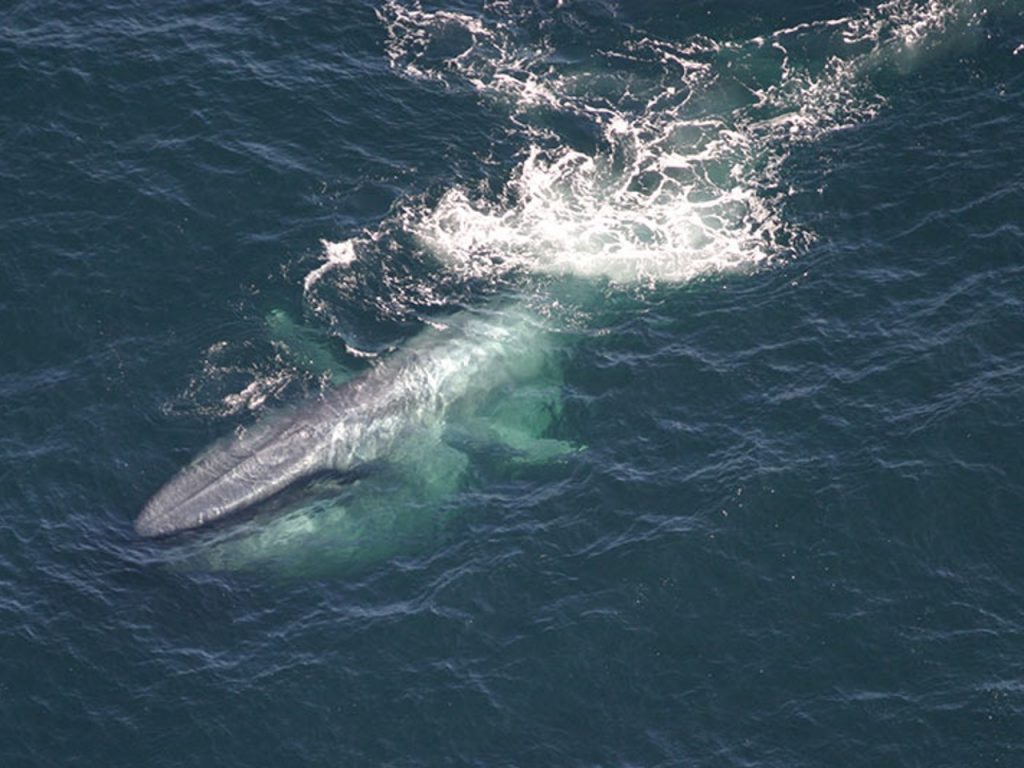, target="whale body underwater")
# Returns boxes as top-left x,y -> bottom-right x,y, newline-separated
135,306 -> 562,539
